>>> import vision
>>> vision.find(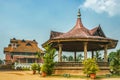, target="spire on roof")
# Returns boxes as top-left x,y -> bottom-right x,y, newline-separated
77,9 -> 81,18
